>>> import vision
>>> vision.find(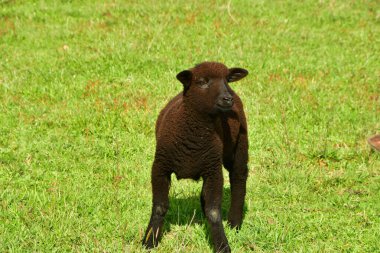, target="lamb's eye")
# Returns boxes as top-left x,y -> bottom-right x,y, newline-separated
196,78 -> 209,88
